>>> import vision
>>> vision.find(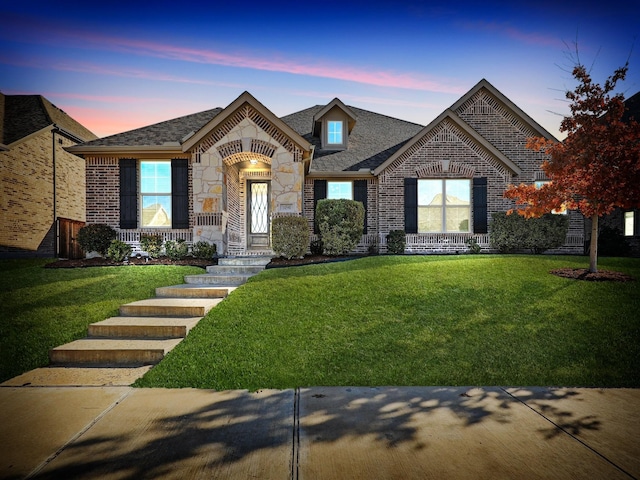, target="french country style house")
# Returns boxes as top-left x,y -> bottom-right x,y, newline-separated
0,93 -> 97,258
68,79 -> 585,256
